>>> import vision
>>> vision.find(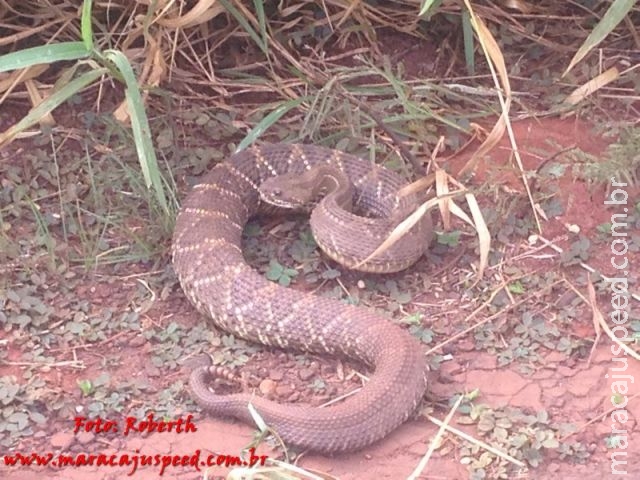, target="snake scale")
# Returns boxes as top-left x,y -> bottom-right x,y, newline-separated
172,143 -> 432,453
